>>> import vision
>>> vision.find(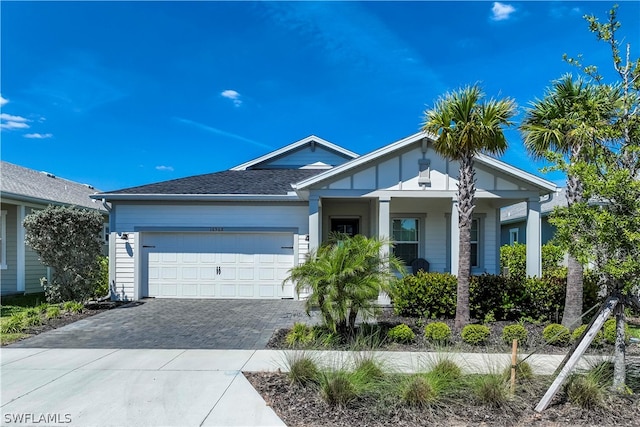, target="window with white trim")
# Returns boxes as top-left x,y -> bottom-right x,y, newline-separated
509,228 -> 519,245
392,218 -> 419,265
0,210 -> 6,269
102,223 -> 110,244
470,218 -> 480,268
